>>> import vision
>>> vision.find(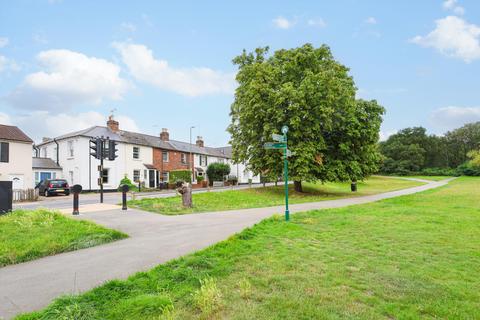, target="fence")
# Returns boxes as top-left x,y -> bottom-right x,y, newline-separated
13,188 -> 39,202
